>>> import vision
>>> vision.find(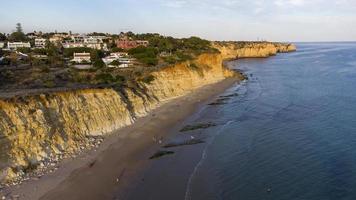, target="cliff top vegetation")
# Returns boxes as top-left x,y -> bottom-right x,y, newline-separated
0,28 -> 219,95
